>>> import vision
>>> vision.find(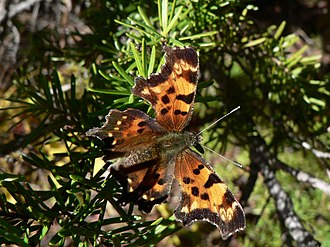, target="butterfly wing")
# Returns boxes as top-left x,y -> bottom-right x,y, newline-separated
87,108 -> 175,212
174,149 -> 246,239
132,47 -> 199,131
111,156 -> 176,213
87,108 -> 166,159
